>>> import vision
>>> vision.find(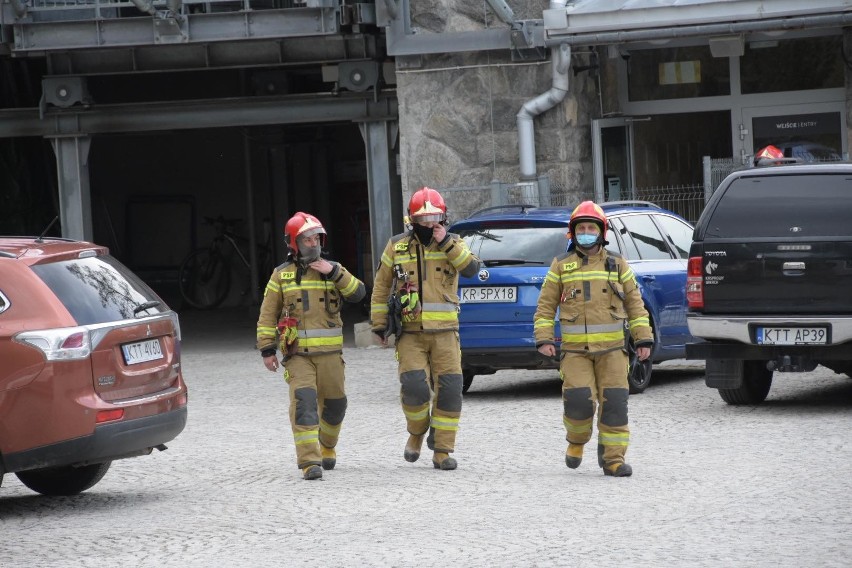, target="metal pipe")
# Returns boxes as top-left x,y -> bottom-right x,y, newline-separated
129,0 -> 157,15
517,0 -> 570,181
166,0 -> 182,15
544,12 -> 852,46
383,0 -> 398,20
9,0 -> 27,18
